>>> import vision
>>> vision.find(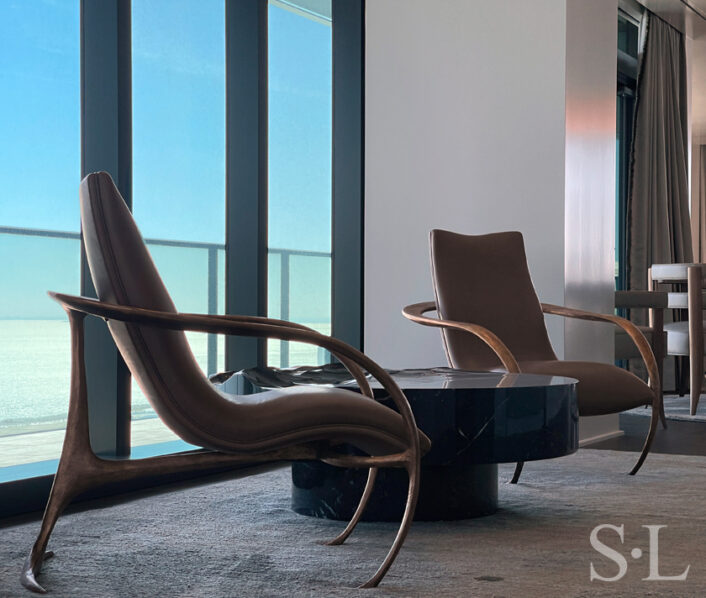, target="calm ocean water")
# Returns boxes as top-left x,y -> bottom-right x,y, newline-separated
0,319 -> 329,437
